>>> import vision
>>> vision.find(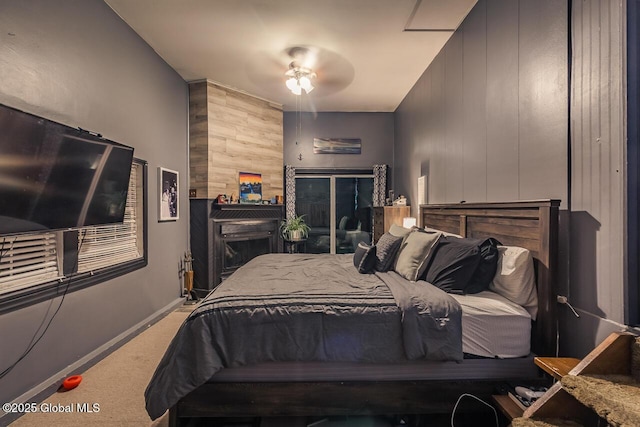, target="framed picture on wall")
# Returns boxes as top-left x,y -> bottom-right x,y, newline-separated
313,138 -> 361,154
159,167 -> 179,221
239,171 -> 262,203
